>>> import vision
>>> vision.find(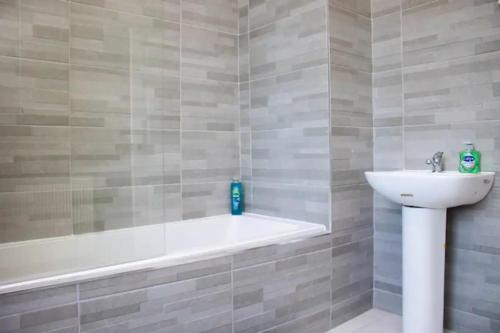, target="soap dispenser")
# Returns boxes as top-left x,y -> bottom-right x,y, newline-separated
459,142 -> 481,174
